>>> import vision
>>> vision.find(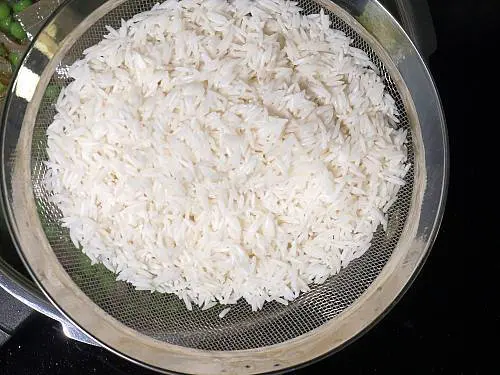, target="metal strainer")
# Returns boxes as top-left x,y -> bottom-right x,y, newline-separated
1,0 -> 447,373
